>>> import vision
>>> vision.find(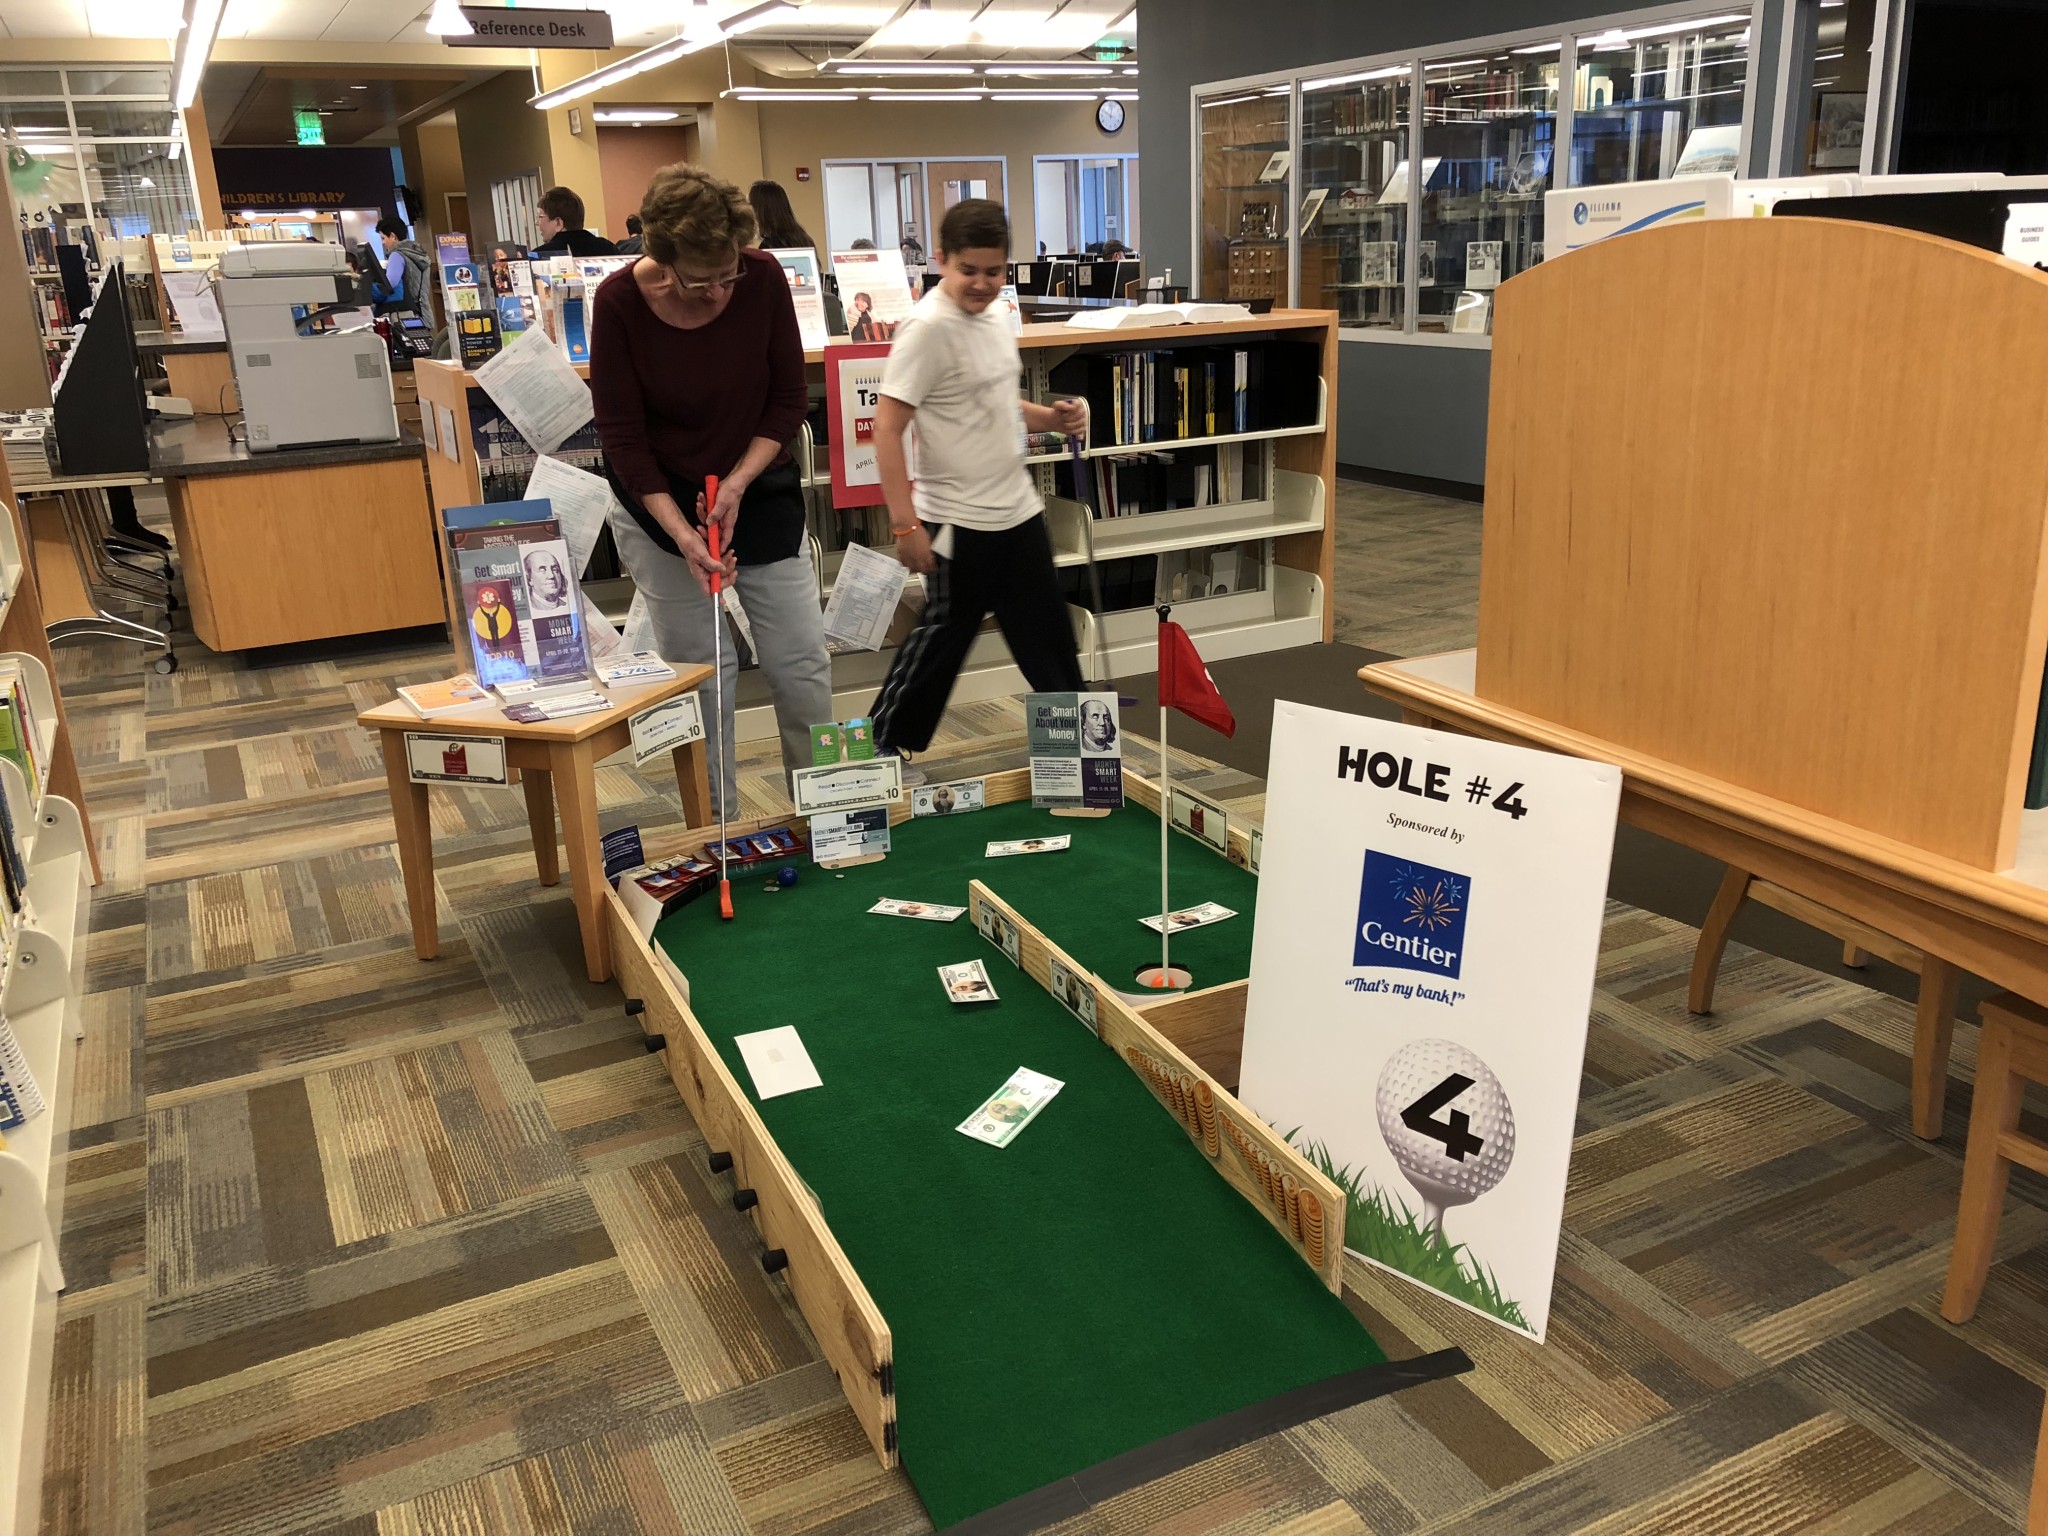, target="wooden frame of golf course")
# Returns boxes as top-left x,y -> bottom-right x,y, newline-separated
603,766 -> 1332,1468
